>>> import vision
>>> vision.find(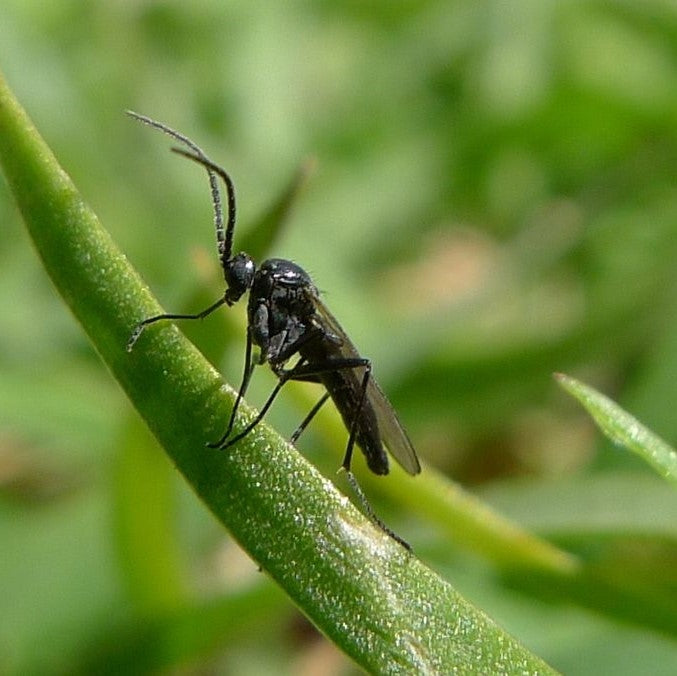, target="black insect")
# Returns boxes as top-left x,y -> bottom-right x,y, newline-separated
126,112 -> 421,547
